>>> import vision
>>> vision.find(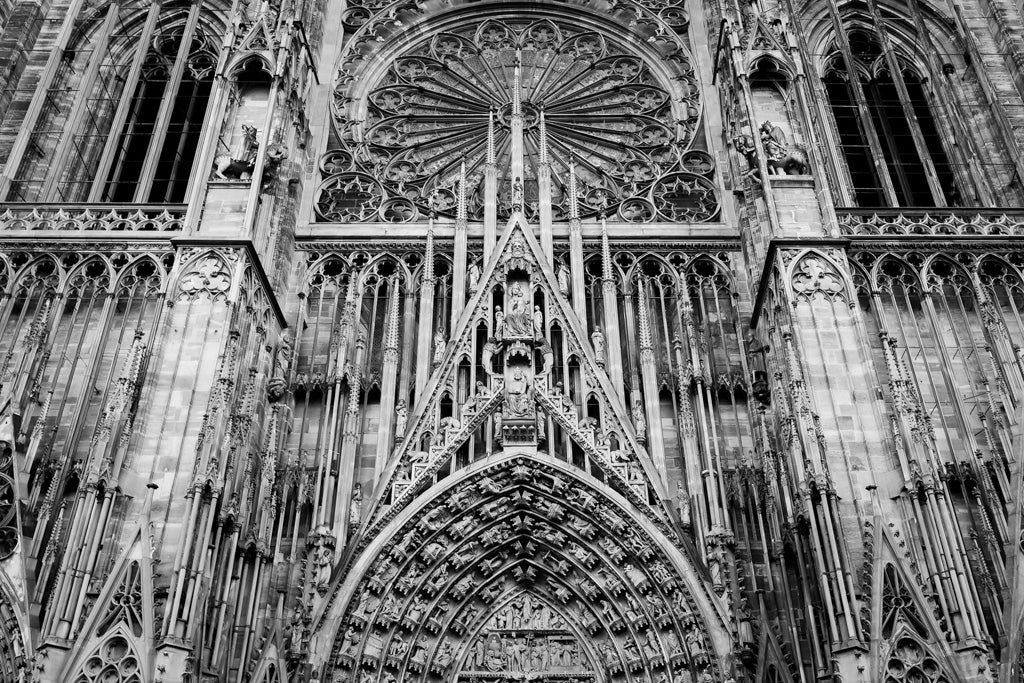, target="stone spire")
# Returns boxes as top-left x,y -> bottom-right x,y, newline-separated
510,50 -> 525,185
